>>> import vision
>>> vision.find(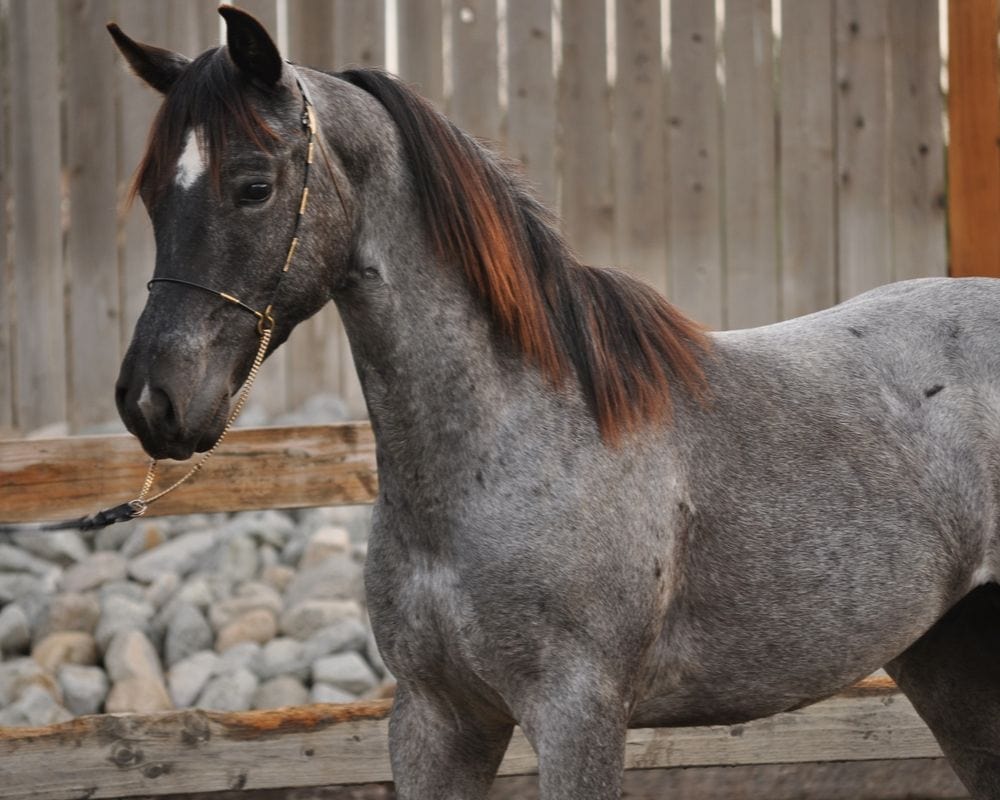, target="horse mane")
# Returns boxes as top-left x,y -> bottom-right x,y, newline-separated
341,69 -> 710,442
130,48 -> 280,204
